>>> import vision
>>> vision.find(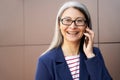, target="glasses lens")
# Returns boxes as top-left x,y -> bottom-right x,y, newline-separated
75,19 -> 86,26
62,18 -> 72,25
